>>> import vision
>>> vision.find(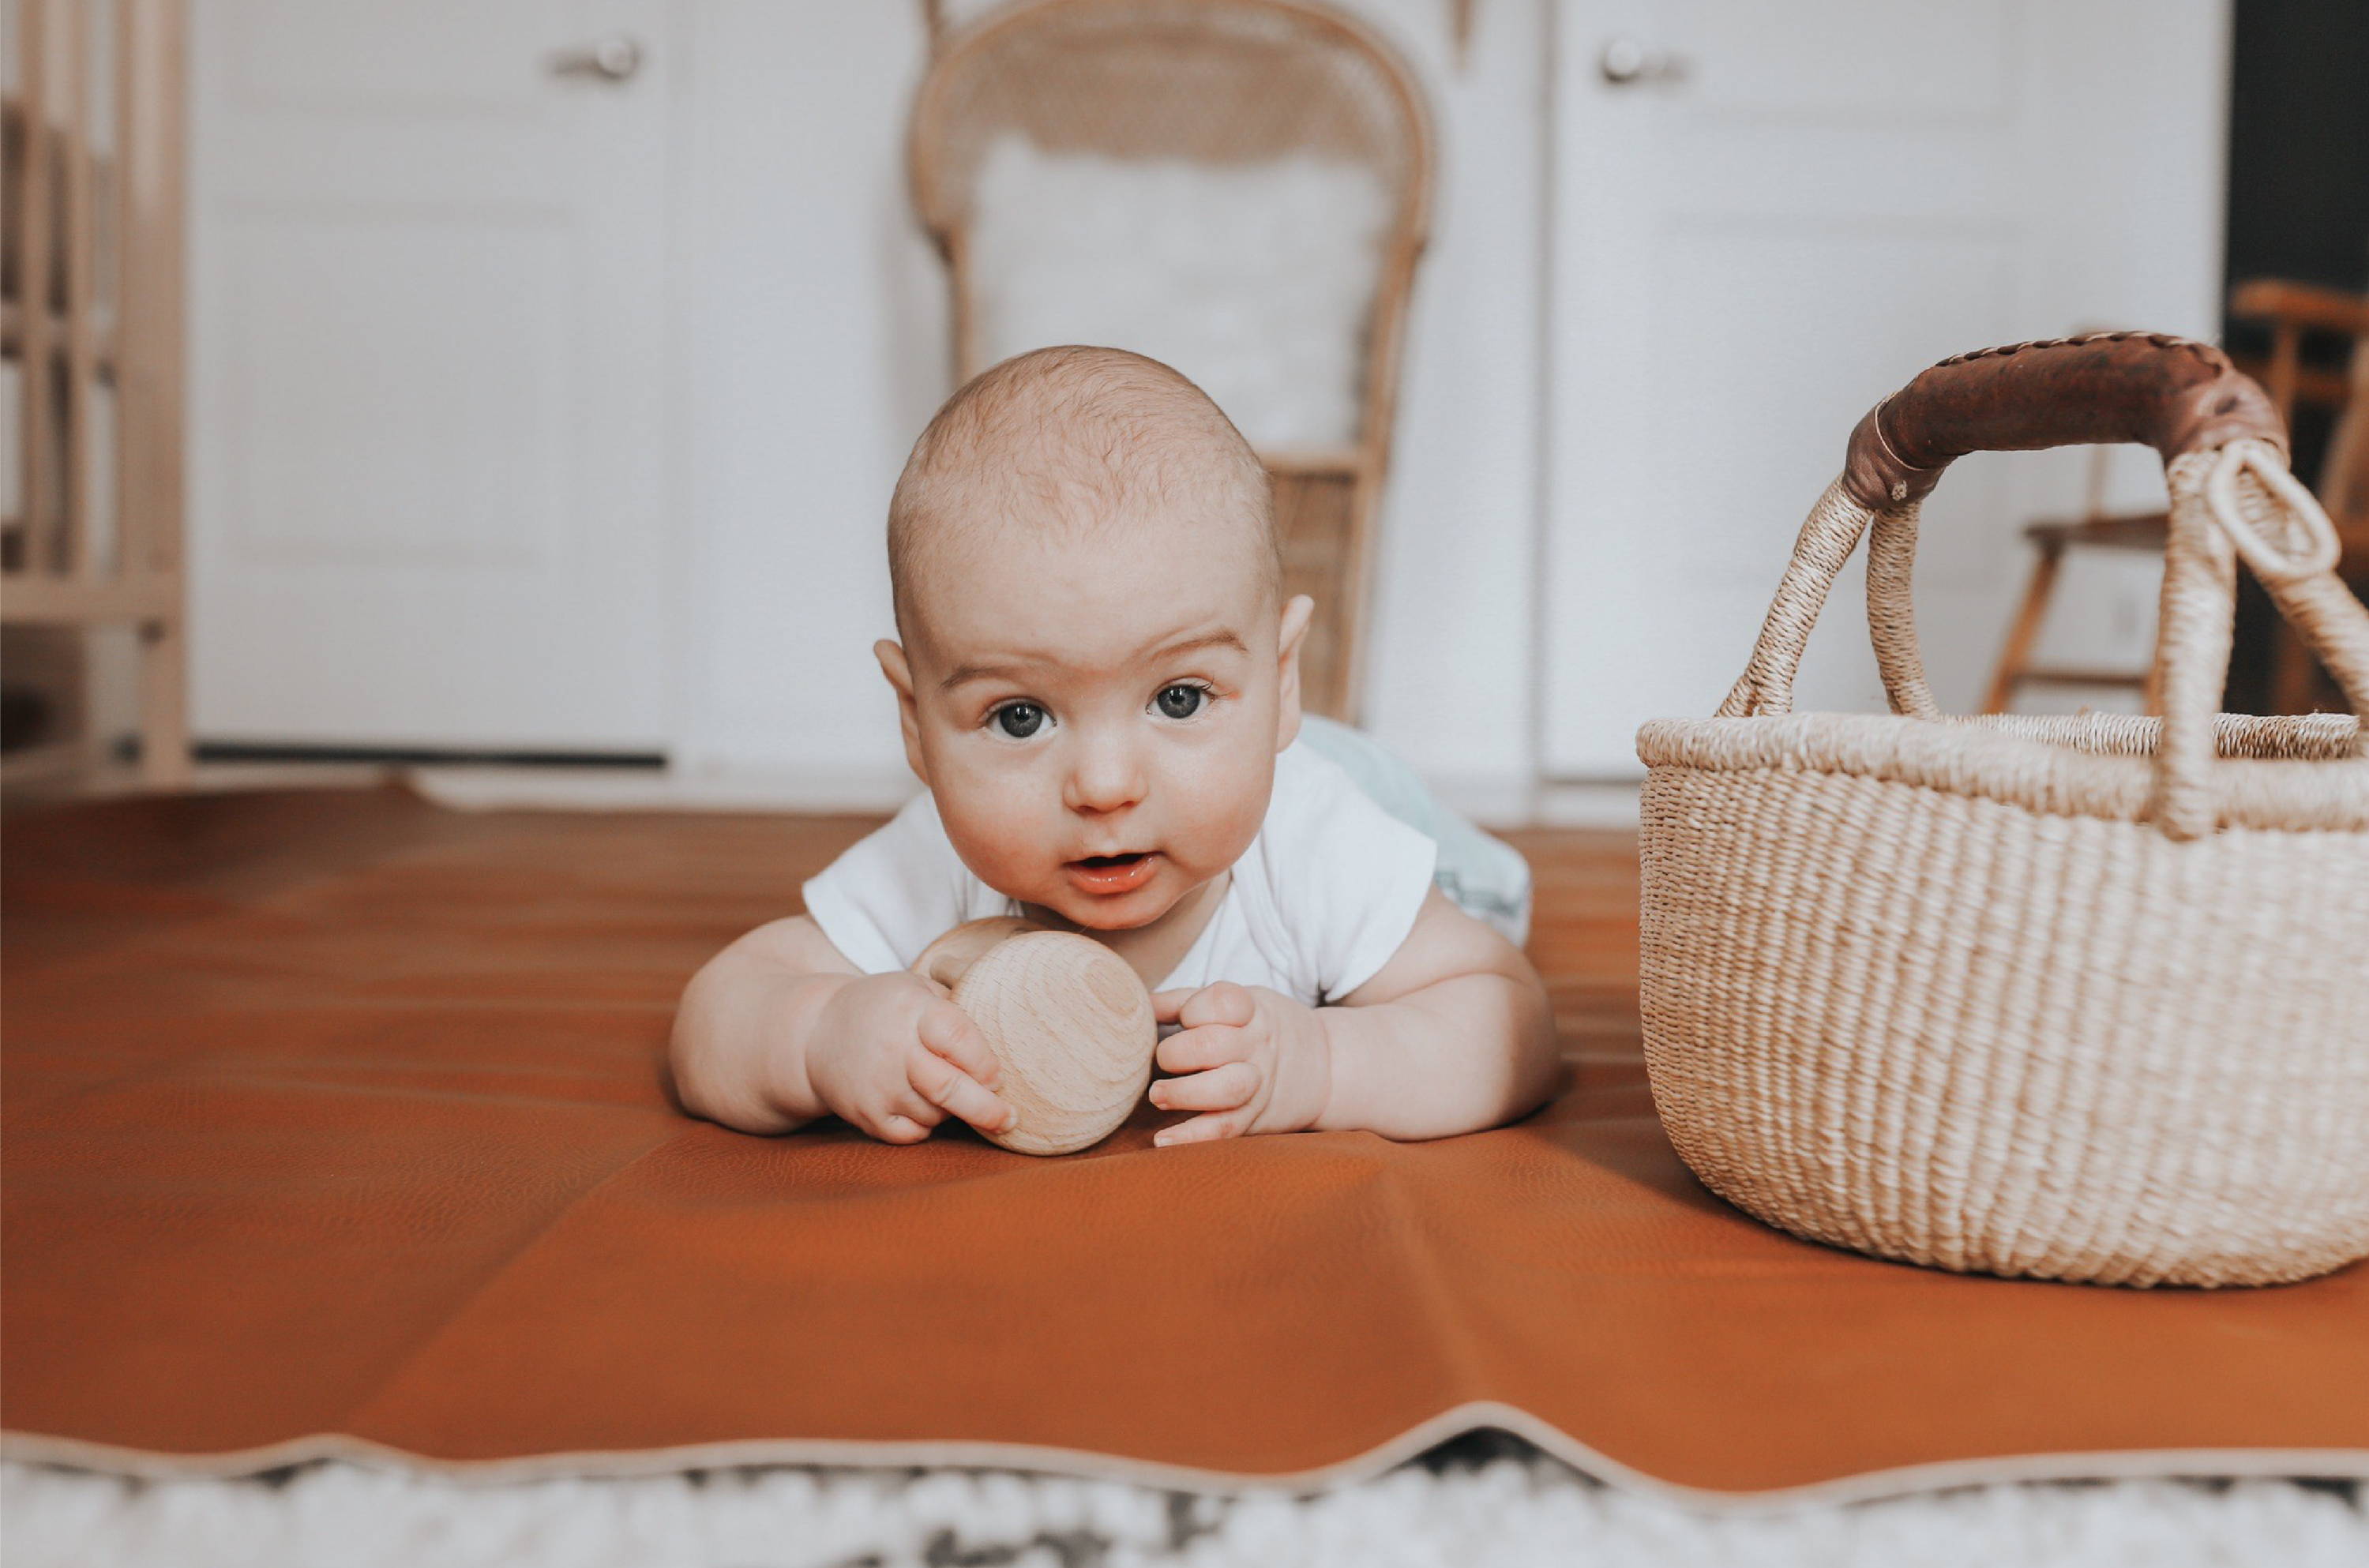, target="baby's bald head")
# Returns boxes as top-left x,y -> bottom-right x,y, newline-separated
888,347 -> 1276,640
